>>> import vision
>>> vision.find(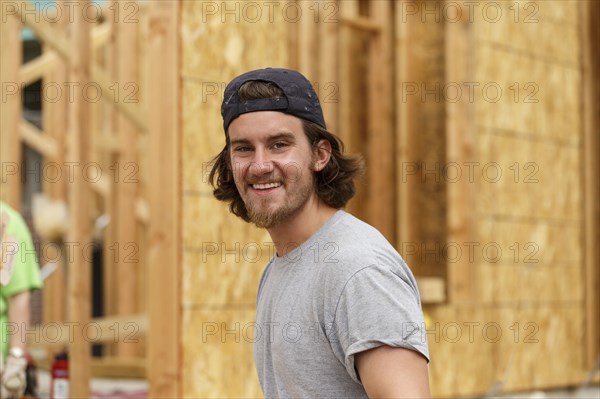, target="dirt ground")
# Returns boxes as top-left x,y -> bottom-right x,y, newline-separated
492,386 -> 599,399
32,370 -> 599,399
